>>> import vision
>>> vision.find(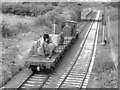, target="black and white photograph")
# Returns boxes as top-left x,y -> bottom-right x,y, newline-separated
0,0 -> 119,89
